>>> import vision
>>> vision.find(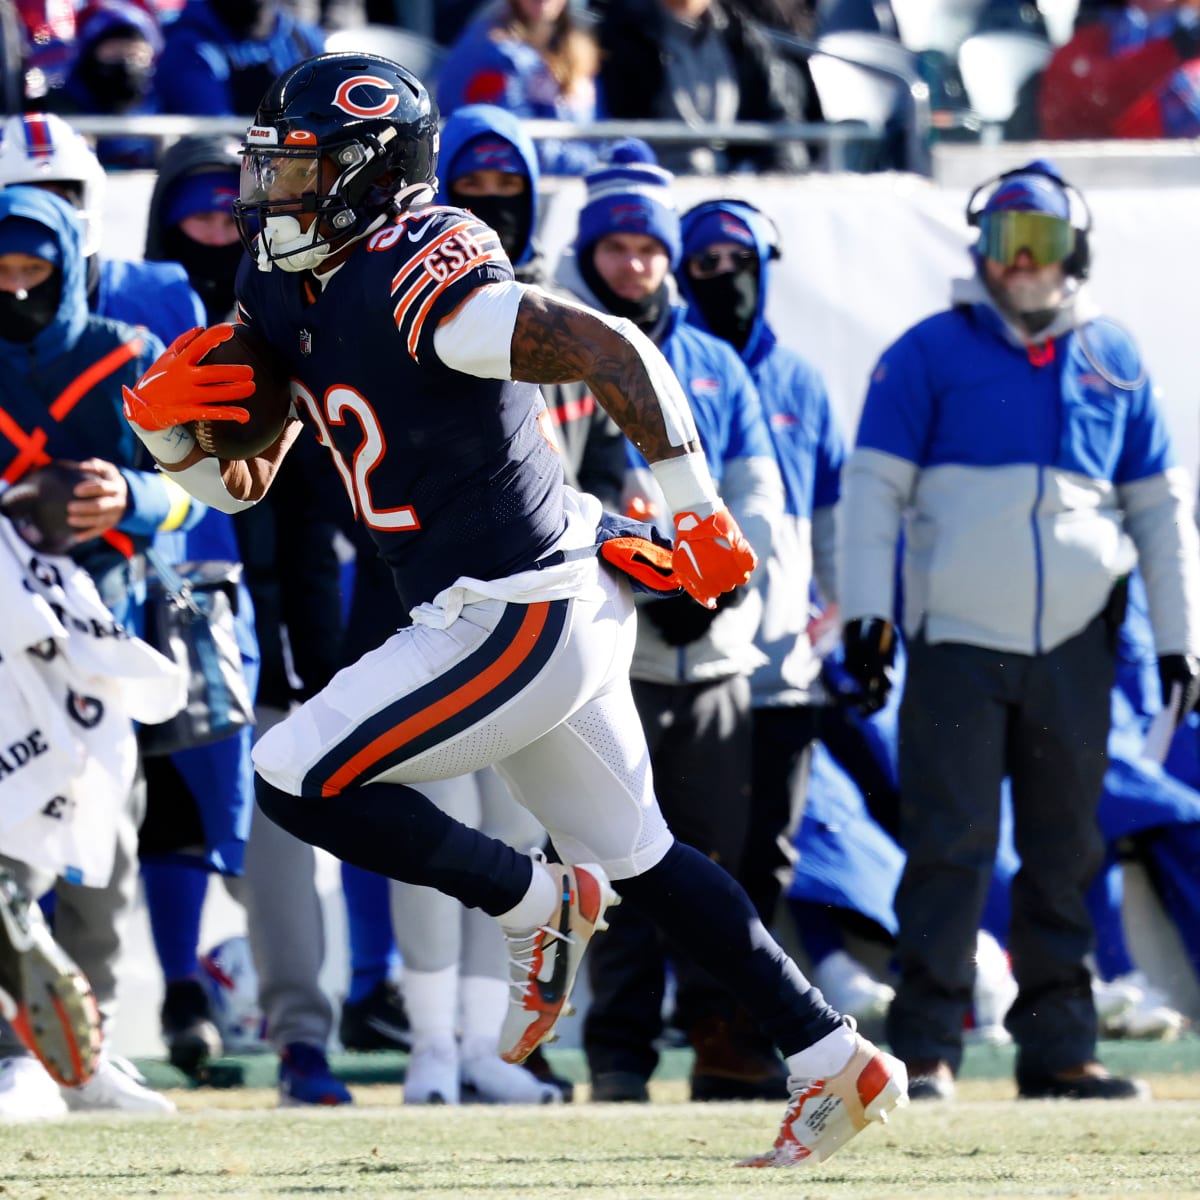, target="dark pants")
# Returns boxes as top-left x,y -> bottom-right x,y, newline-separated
584,675 -> 752,1081
885,617 -> 1113,1077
